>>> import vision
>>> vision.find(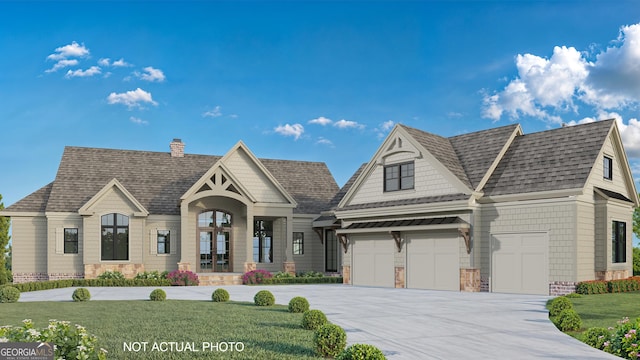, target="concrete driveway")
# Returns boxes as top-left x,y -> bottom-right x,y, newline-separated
17,284 -> 616,359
